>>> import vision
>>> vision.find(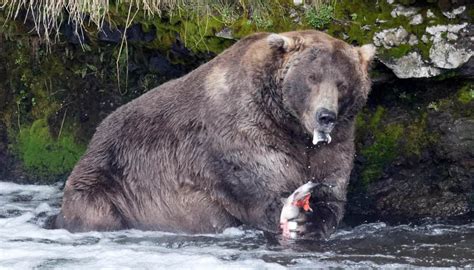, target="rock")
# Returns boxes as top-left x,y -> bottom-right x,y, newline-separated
421,34 -> 429,43
386,0 -> 394,4
410,14 -> 423,25
382,52 -> 441,78
60,22 -> 86,44
373,27 -> 409,49
390,5 -> 418,18
0,122 -> 8,180
216,28 -> 234,40
428,24 -> 473,69
408,34 -> 418,46
433,117 -> 474,161
346,80 -> 473,223
377,22 -> 473,79
426,9 -> 436,18
426,23 -> 468,43
368,174 -> 471,219
442,6 -> 466,19
289,8 -> 301,24
430,42 -> 472,69
126,24 -> 156,43
459,57 -> 474,78
98,22 -> 123,43
447,32 -> 458,41
126,24 -> 144,42
149,54 -> 181,77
